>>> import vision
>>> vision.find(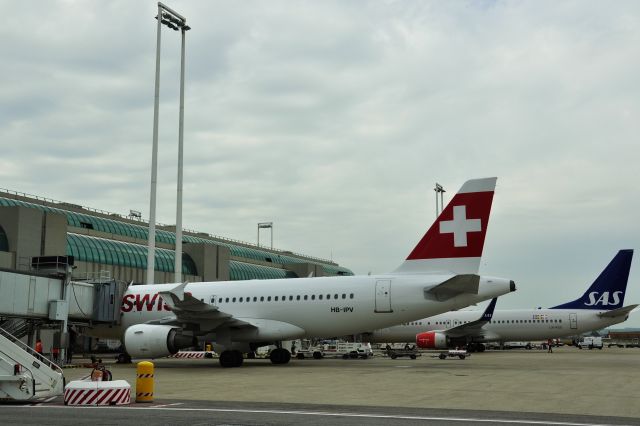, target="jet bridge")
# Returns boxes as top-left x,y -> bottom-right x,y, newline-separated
0,268 -> 126,324
0,265 -> 127,400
